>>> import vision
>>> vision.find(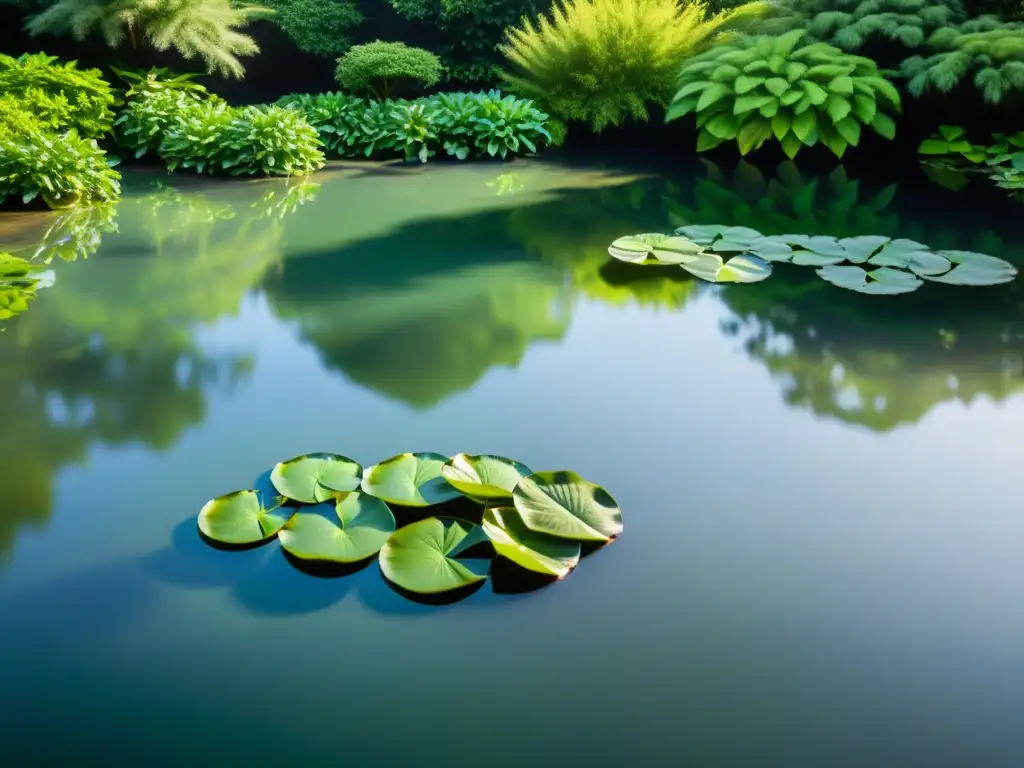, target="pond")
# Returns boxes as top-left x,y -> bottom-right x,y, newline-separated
1,157 -> 1023,765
